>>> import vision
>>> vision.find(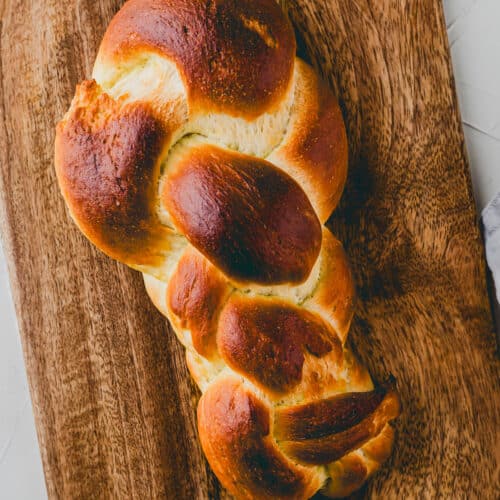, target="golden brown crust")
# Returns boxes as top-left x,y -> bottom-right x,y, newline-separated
163,144 -> 322,285
98,0 -> 295,118
322,425 -> 395,498
269,60 -> 348,222
167,247 -> 231,359
56,2 -> 401,497
143,273 -> 169,316
306,230 -> 356,344
277,385 -> 400,465
275,380 -> 397,441
217,296 -> 342,394
55,80 -> 173,266
197,377 -> 322,500
362,423 -> 395,464
323,453 -> 369,498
